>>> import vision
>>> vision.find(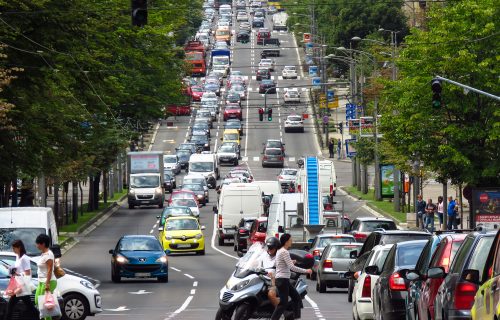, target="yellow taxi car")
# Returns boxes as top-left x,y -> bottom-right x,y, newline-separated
471,229 -> 500,320
222,129 -> 240,147
159,216 -> 206,255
